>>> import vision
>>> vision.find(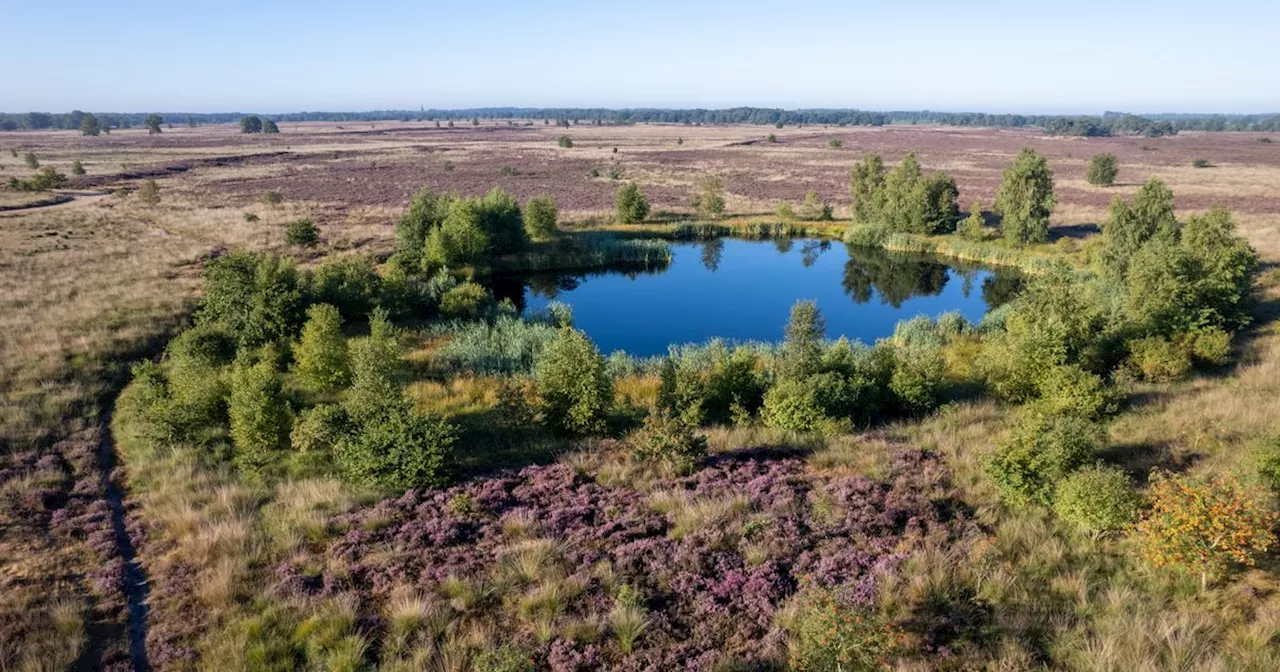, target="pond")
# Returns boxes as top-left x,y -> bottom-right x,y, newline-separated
486,238 -> 1022,357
